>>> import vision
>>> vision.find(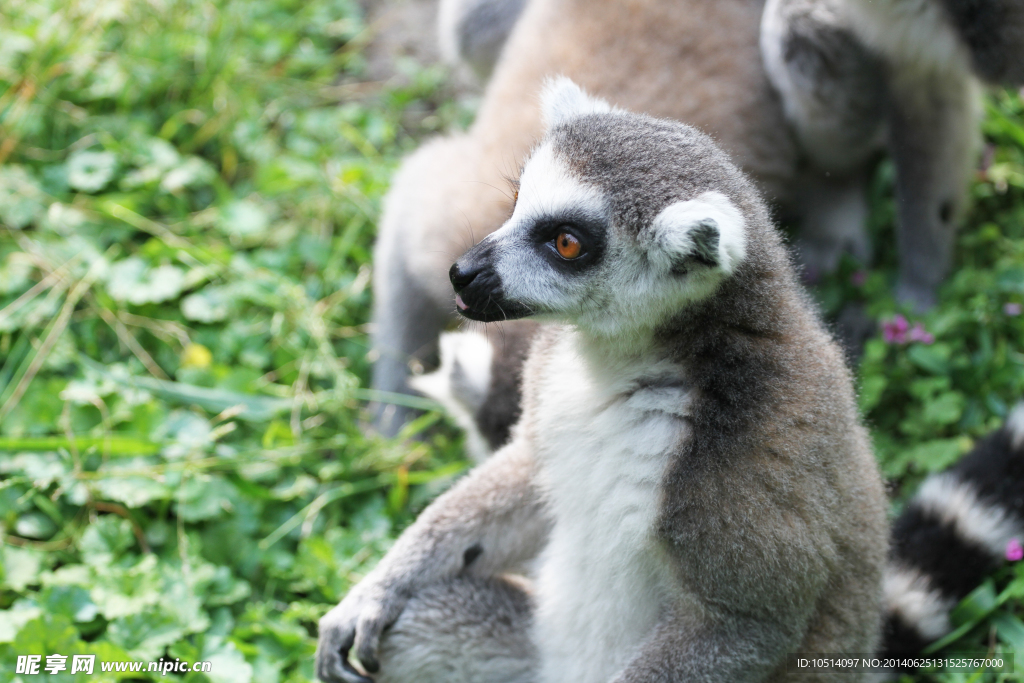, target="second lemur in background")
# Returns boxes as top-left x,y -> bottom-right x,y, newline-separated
760,0 -> 1023,308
